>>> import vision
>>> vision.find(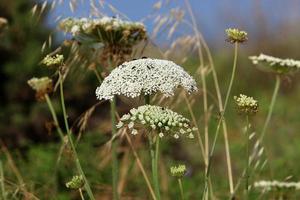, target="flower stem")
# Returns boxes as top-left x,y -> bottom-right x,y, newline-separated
59,74 -> 95,200
110,98 -> 119,200
0,160 -> 6,200
260,75 -> 281,142
178,178 -> 184,200
45,94 -> 64,141
149,136 -> 161,200
79,188 -> 85,200
245,115 -> 250,200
